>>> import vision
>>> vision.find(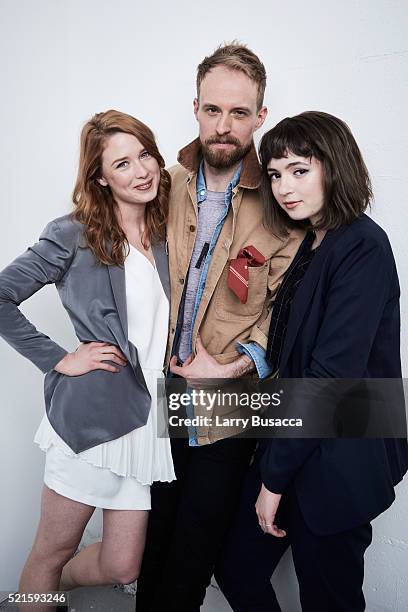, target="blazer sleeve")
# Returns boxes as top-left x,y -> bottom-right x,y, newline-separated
0,218 -> 78,373
261,230 -> 397,494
